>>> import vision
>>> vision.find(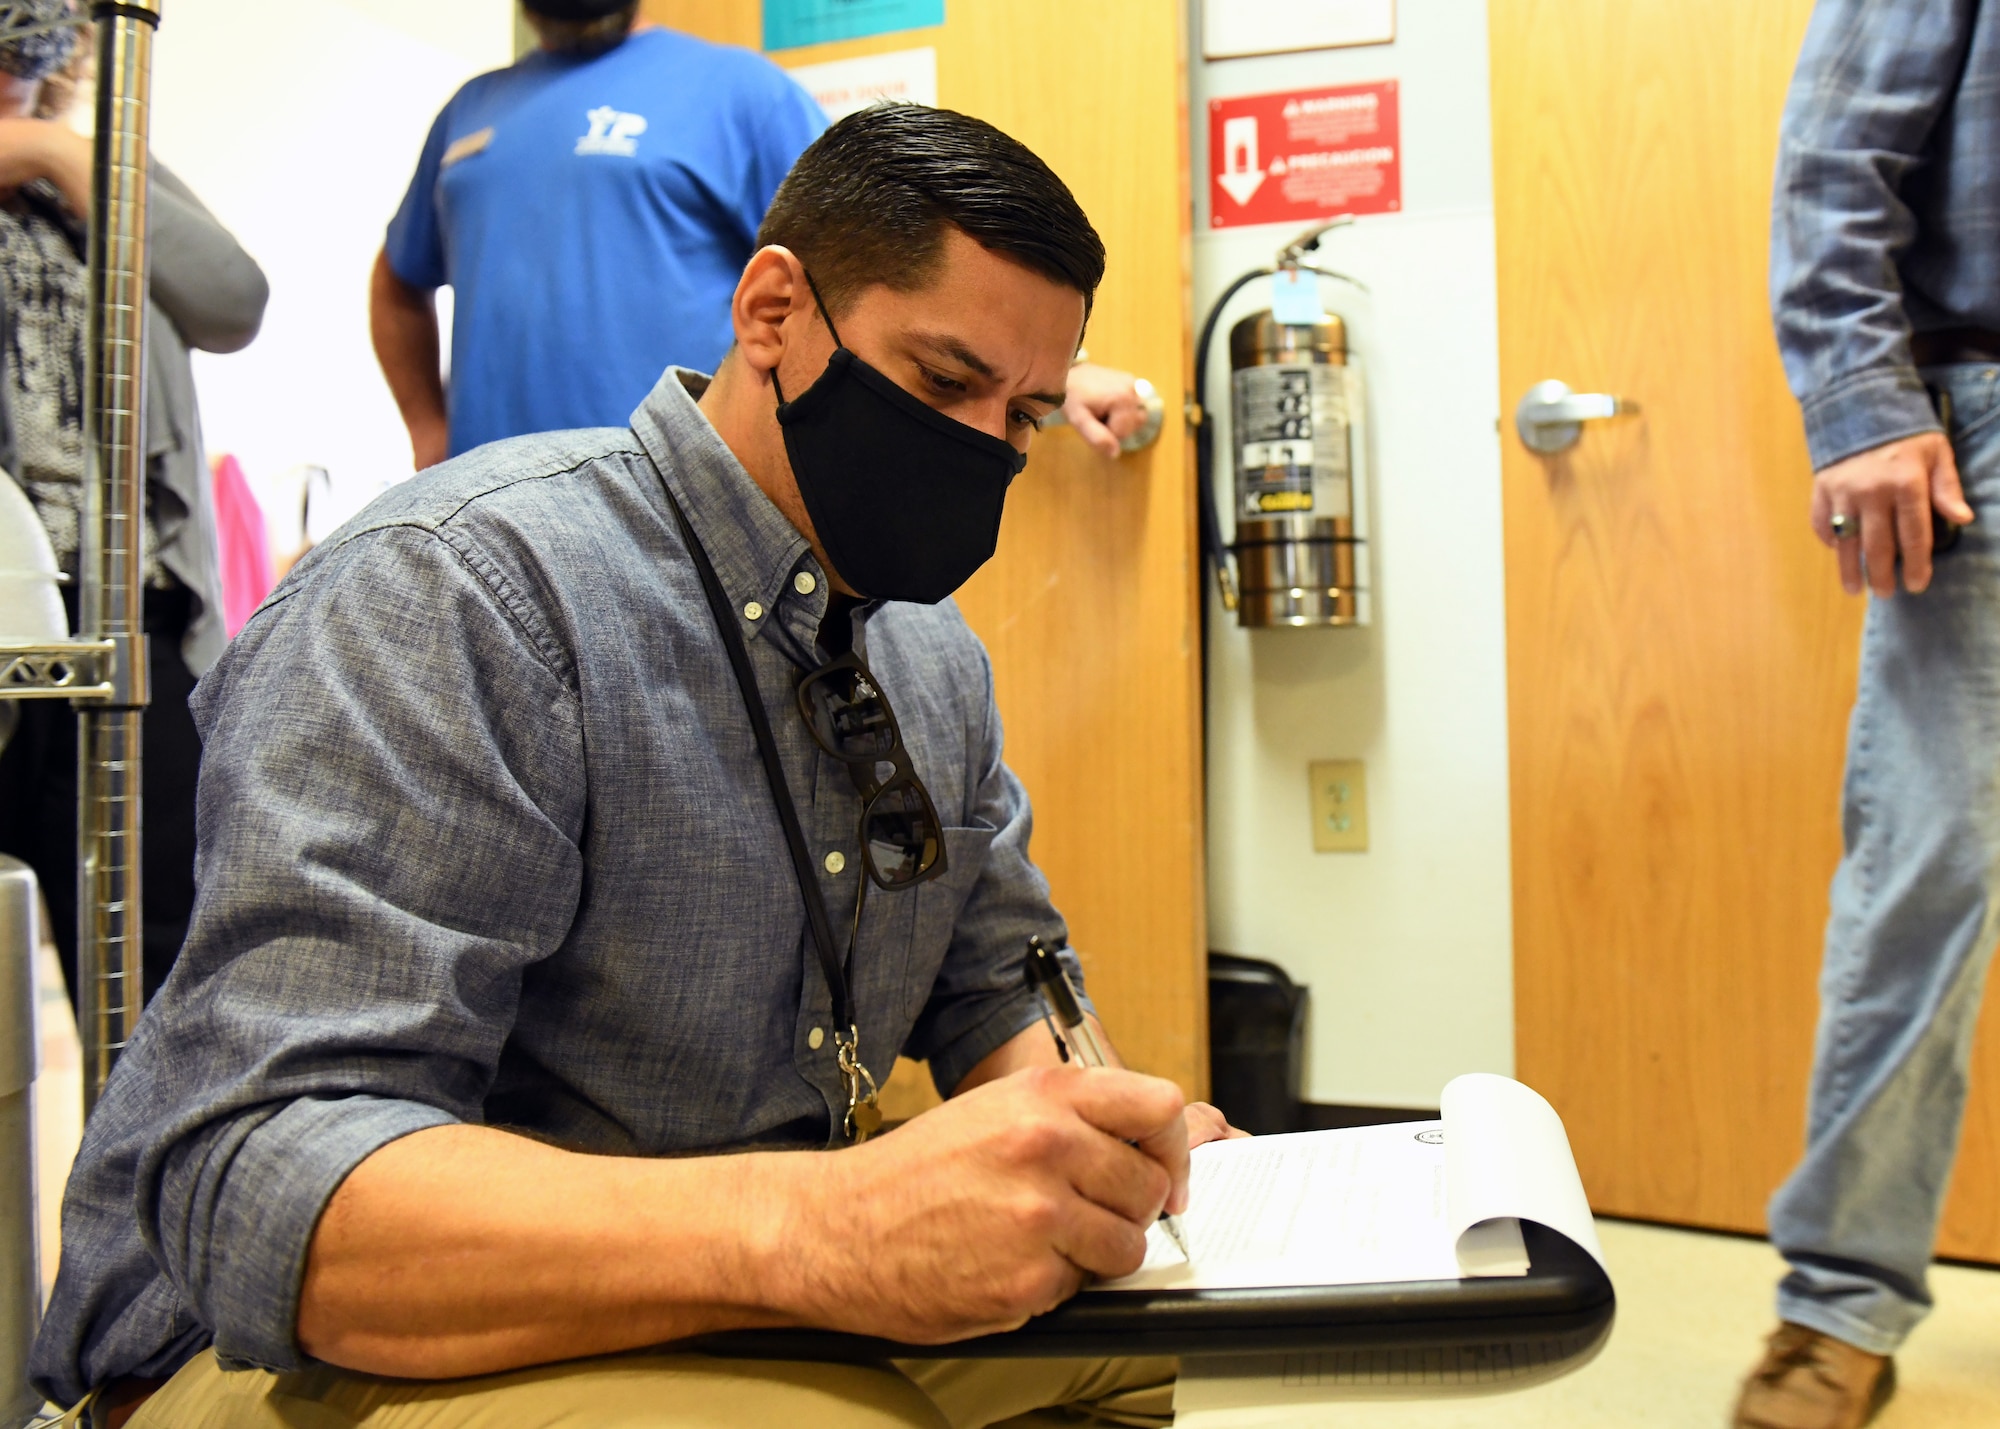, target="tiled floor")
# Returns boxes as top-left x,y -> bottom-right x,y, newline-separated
30,955 -> 2000,1426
